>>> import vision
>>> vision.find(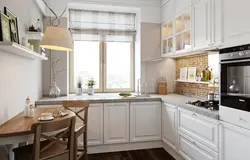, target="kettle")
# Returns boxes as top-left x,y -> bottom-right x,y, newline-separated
208,93 -> 219,101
